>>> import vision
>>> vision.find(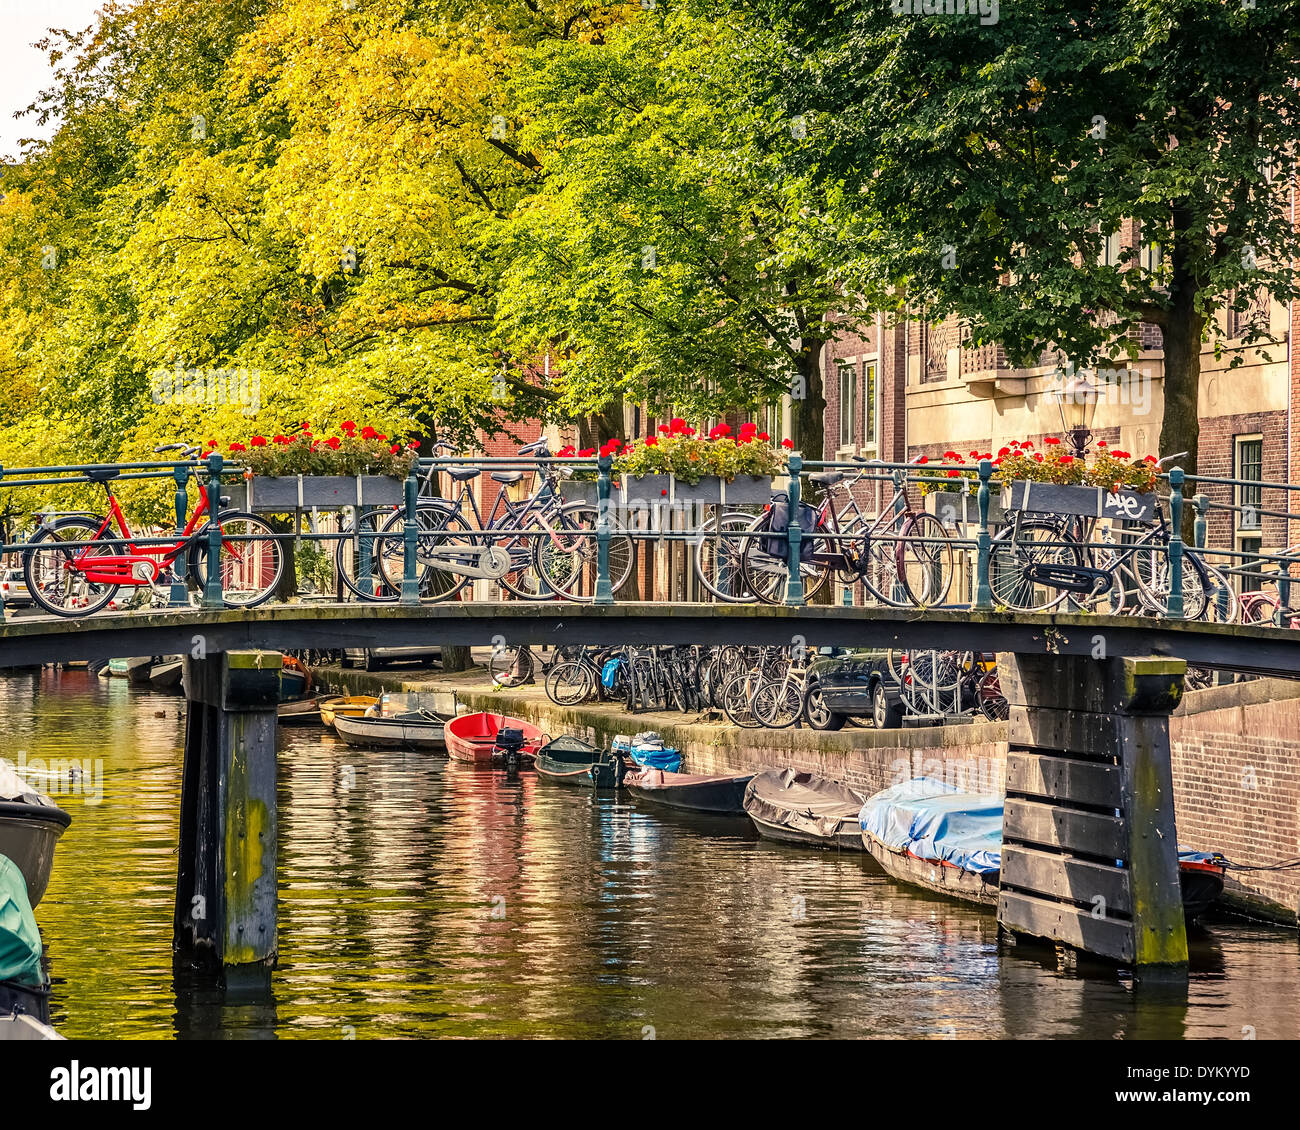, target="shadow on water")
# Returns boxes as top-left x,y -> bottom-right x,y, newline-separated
6,667 -> 1299,1039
